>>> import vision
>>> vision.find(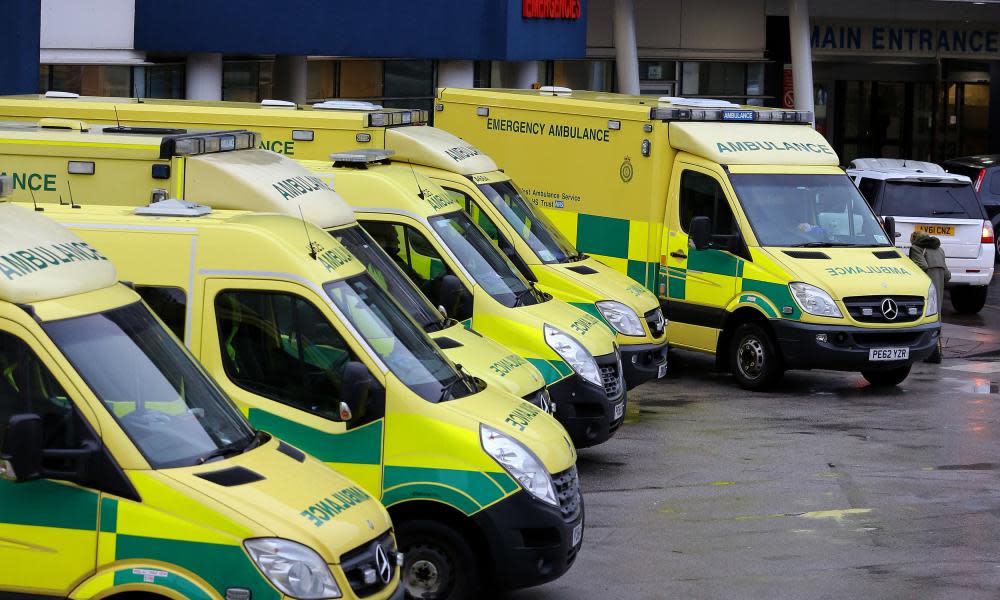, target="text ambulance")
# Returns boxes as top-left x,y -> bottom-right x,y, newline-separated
0,191 -> 400,600
435,89 -> 940,389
